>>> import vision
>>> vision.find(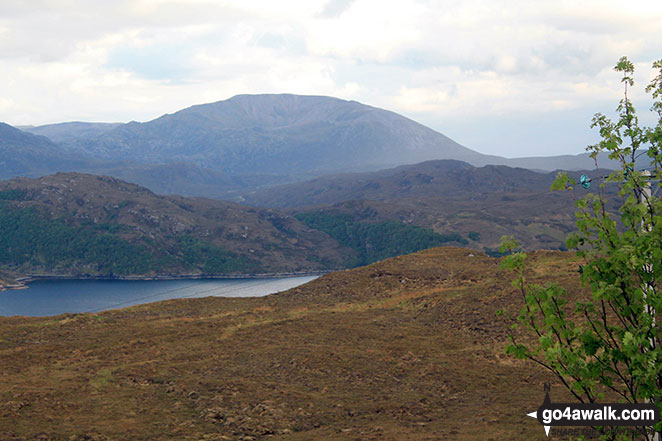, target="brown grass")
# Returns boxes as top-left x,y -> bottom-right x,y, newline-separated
0,247 -> 589,440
